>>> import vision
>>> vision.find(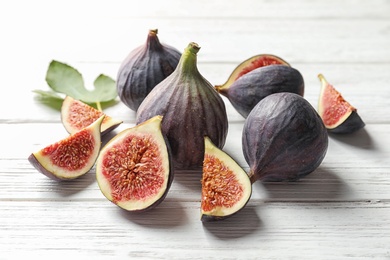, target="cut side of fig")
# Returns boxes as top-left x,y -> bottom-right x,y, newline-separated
28,116 -> 104,181
215,54 -> 289,93
201,137 -> 252,222
136,42 -> 228,170
96,115 -> 173,212
216,64 -> 304,118
318,74 -> 365,134
243,93 -> 328,182
117,29 -> 181,111
61,96 -> 122,136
